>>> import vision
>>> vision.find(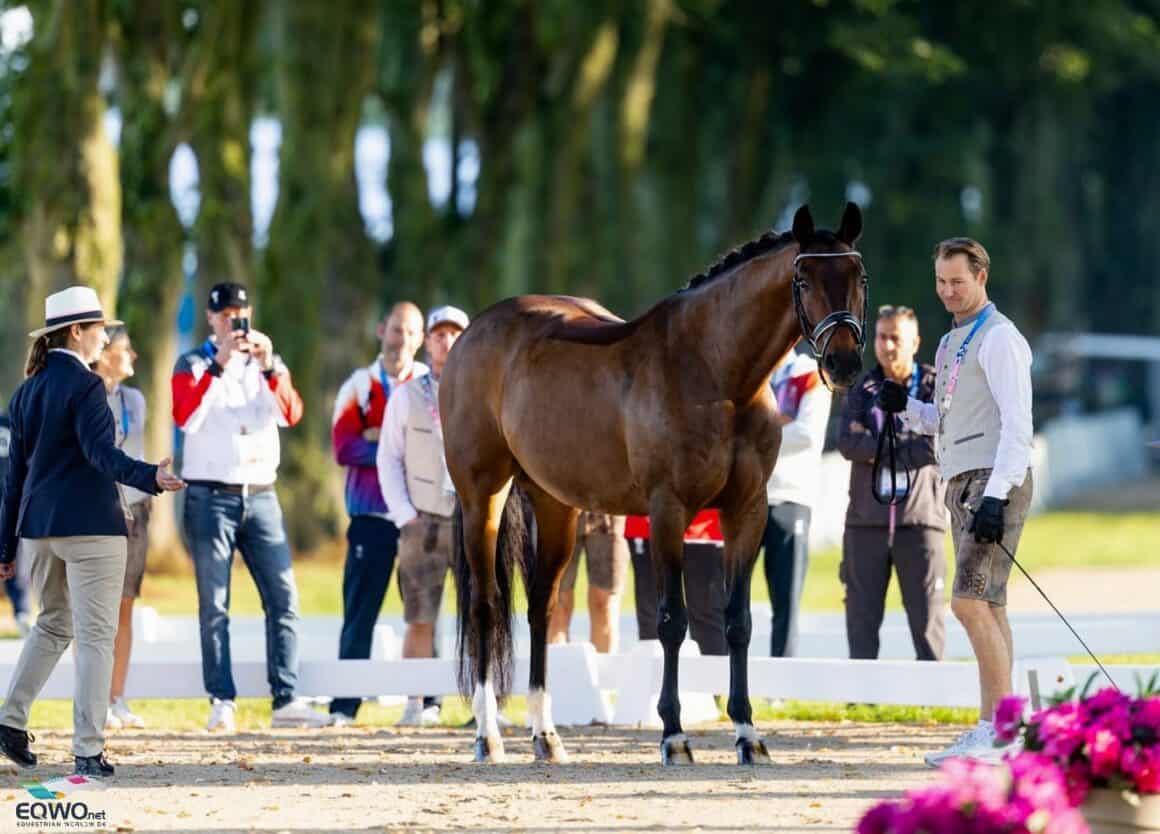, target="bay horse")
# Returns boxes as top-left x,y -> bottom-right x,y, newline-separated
441,203 -> 869,765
